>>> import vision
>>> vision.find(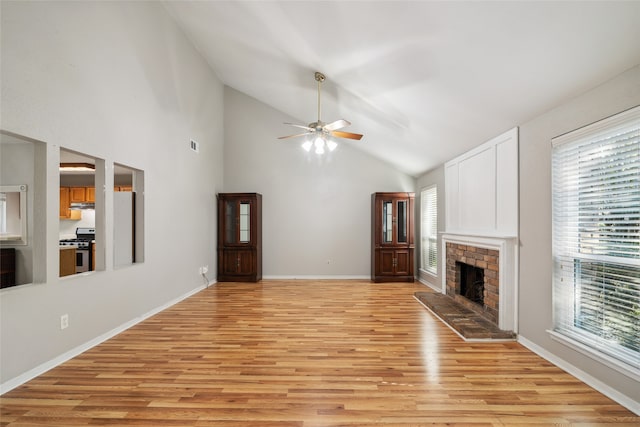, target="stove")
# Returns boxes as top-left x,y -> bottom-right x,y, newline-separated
60,228 -> 95,273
